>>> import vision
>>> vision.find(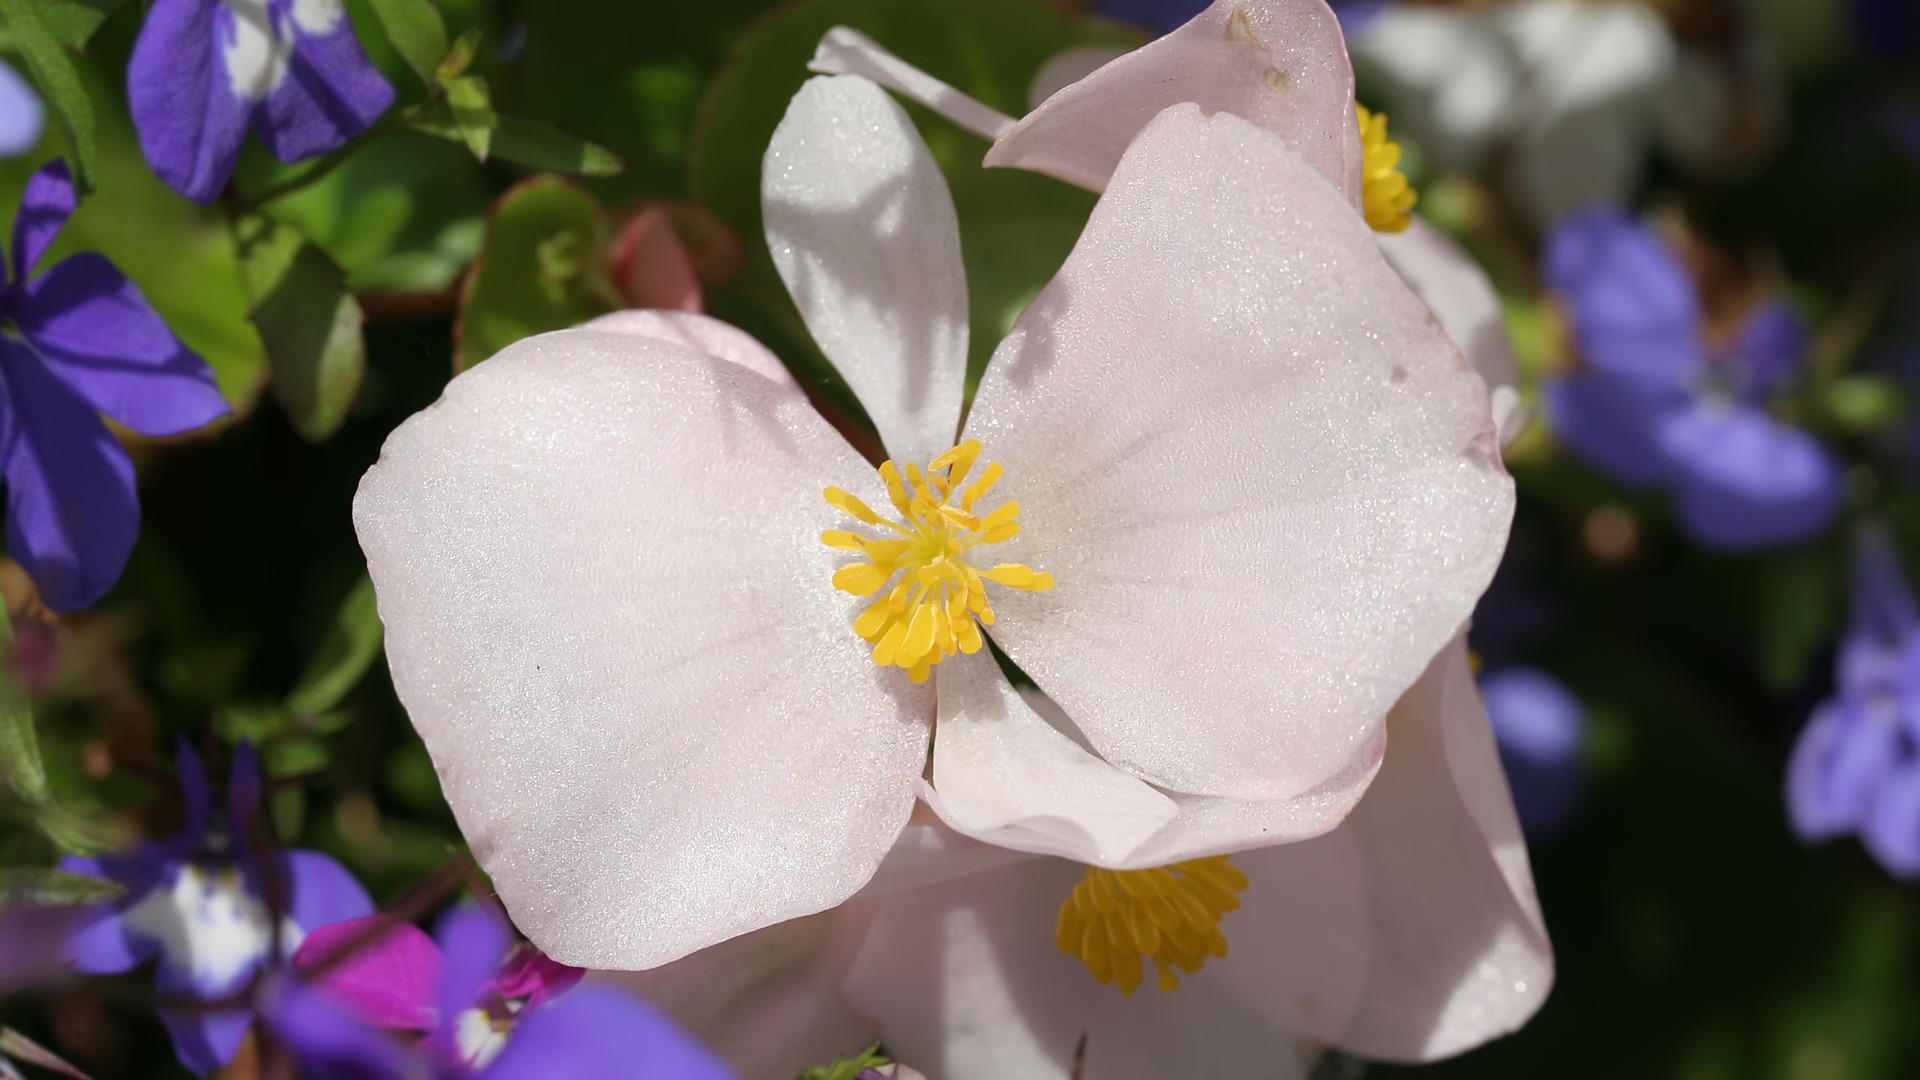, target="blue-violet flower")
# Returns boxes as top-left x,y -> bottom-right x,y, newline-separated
0,159 -> 229,611
127,0 -> 396,204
